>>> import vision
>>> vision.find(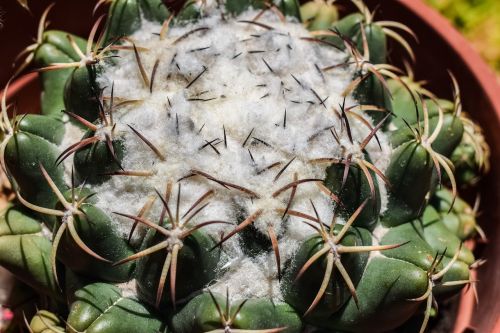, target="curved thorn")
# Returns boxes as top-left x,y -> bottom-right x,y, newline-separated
382,27 -> 415,62
182,190 -> 214,219
211,209 -> 263,250
23,311 -> 36,333
160,13 -> 175,40
362,160 -> 391,188
304,252 -> 334,316
87,15 -> 106,55
419,293 -> 434,333
268,225 -> 281,280
114,241 -> 168,266
357,160 -> 375,198
432,243 -> 462,280
56,136 -> 100,166
408,281 -> 432,302
37,3 -> 56,43
272,178 -> 322,198
294,245 -> 330,283
335,259 -> 359,308
156,251 -> 172,308
338,242 -> 406,253
170,243 -> 180,309
16,190 -> 65,216
67,216 -> 111,263
113,212 -> 170,237
127,124 -> 165,160
180,220 -> 232,239
128,195 -> 156,243
51,222 -> 67,289
334,199 -> 369,243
